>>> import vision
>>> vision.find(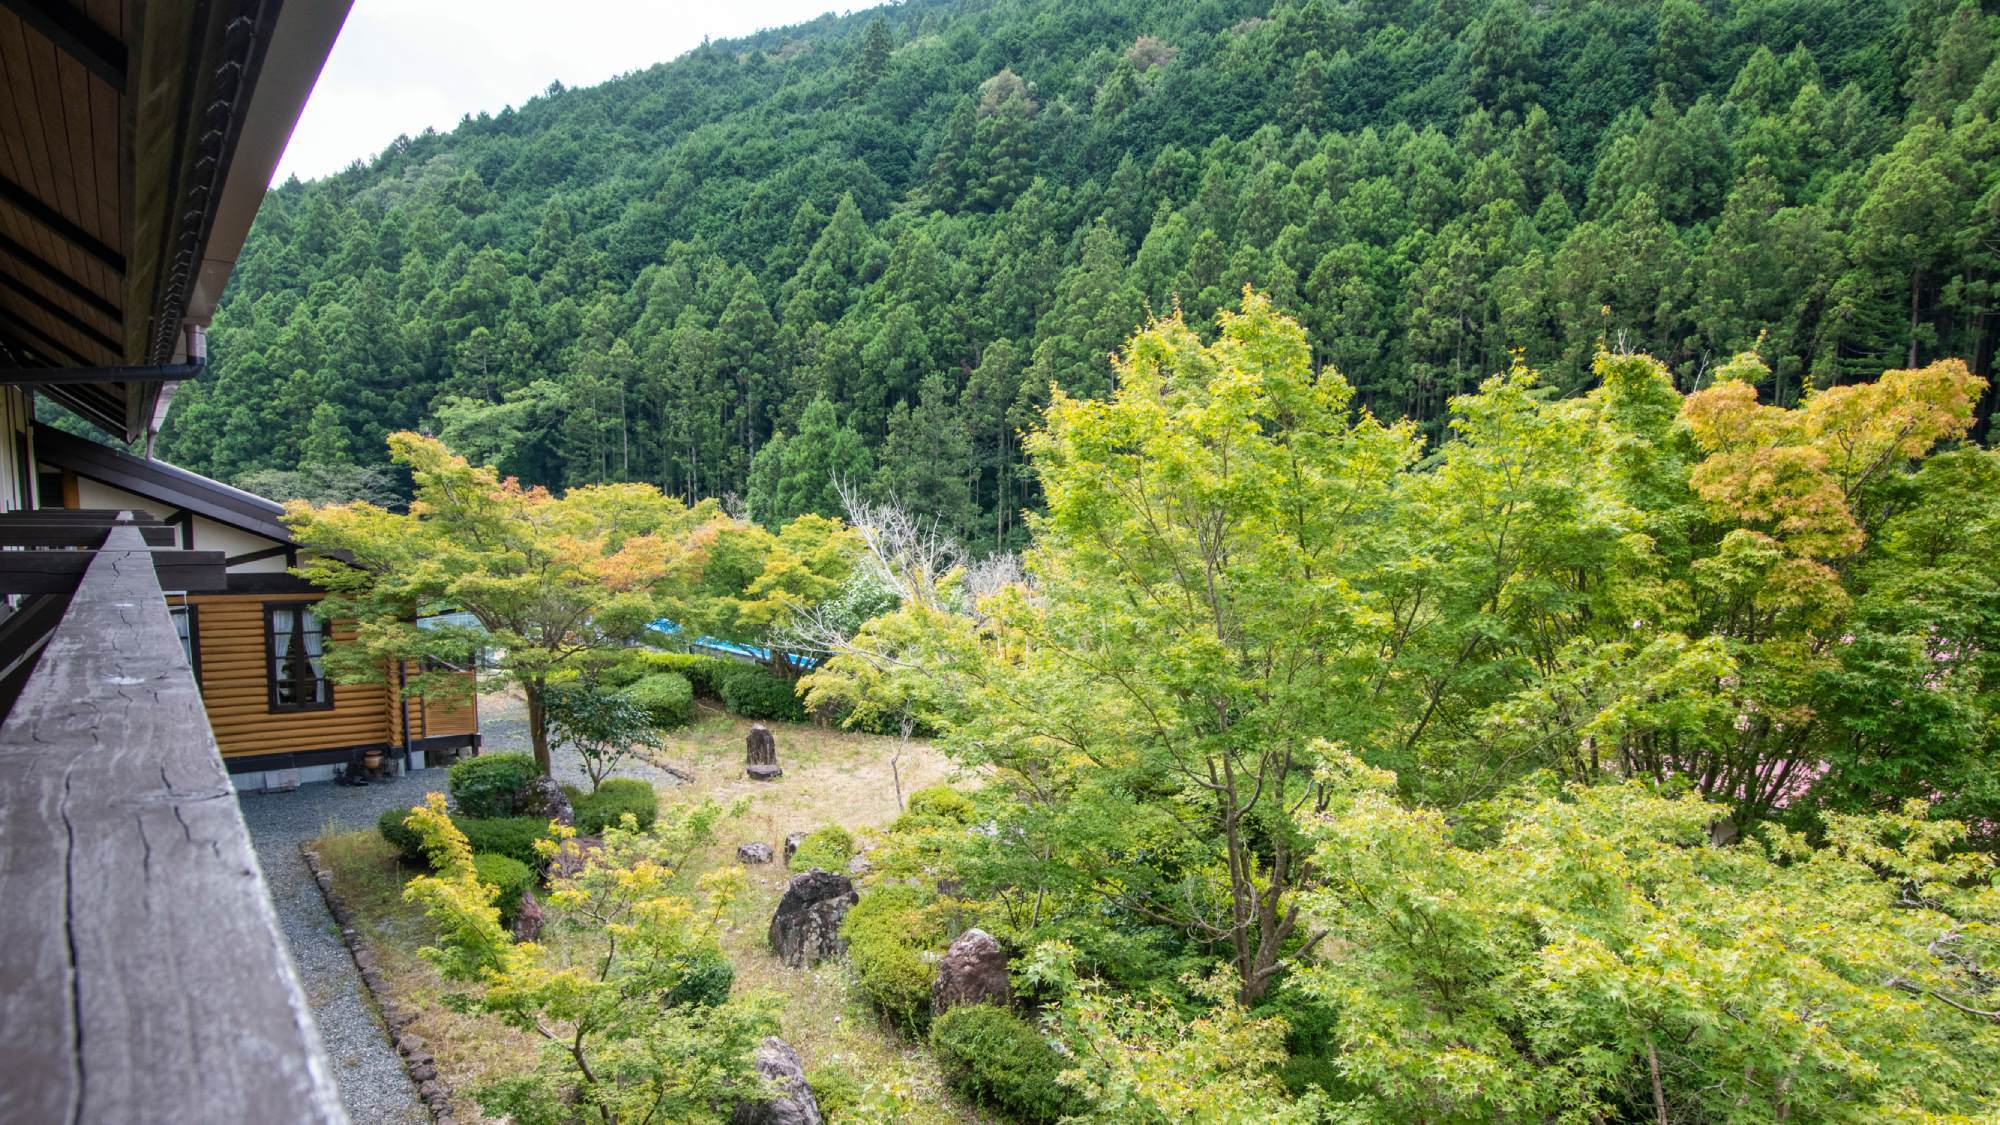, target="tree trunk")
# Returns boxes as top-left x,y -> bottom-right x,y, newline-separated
525,679 -> 553,776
